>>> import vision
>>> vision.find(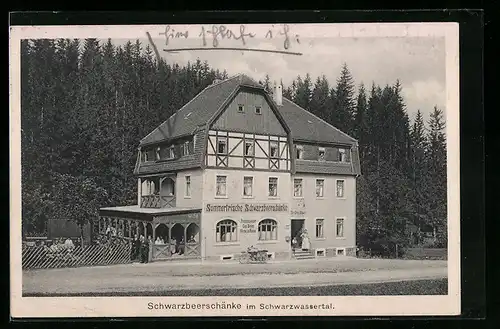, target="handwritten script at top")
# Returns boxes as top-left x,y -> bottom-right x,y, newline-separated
159,24 -> 301,54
